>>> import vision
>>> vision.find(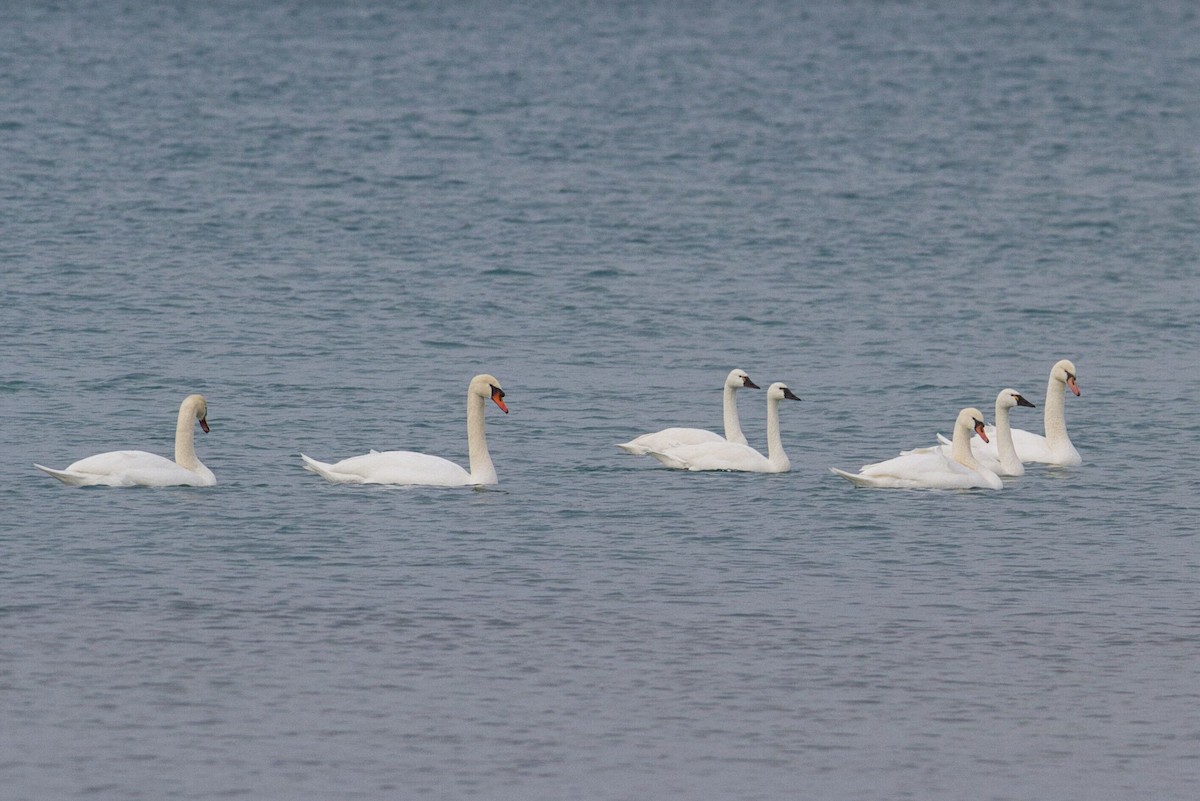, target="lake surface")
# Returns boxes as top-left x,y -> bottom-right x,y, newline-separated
3,1 -> 1199,799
